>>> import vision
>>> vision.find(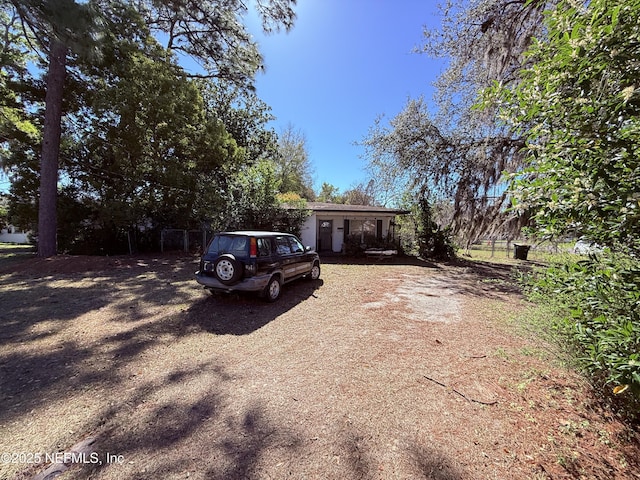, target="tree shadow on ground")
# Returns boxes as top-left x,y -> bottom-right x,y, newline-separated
323,254 -> 524,300
321,253 -> 440,268
0,282 -> 111,346
409,443 -> 469,480
0,260 -> 196,427
334,426 -> 469,480
184,279 -> 323,335
0,245 -> 35,272
5,254 -> 637,480
0,340 -> 96,425
16,360 -> 304,480
0,257 -> 322,430
440,257 -> 525,298
0,252 -> 521,434
0,255 -> 196,346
